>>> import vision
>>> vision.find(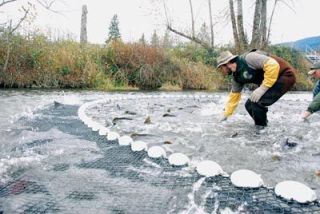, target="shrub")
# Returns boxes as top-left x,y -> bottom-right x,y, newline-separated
175,59 -> 225,90
136,64 -> 162,89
